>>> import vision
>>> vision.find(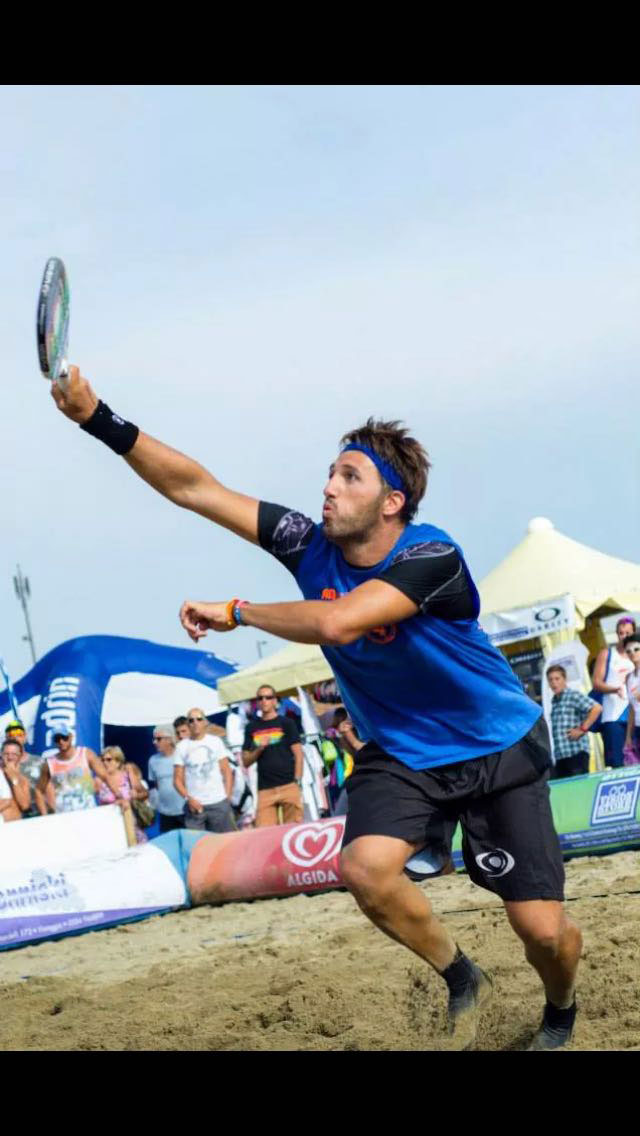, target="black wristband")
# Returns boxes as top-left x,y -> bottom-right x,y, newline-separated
80,400 -> 139,456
